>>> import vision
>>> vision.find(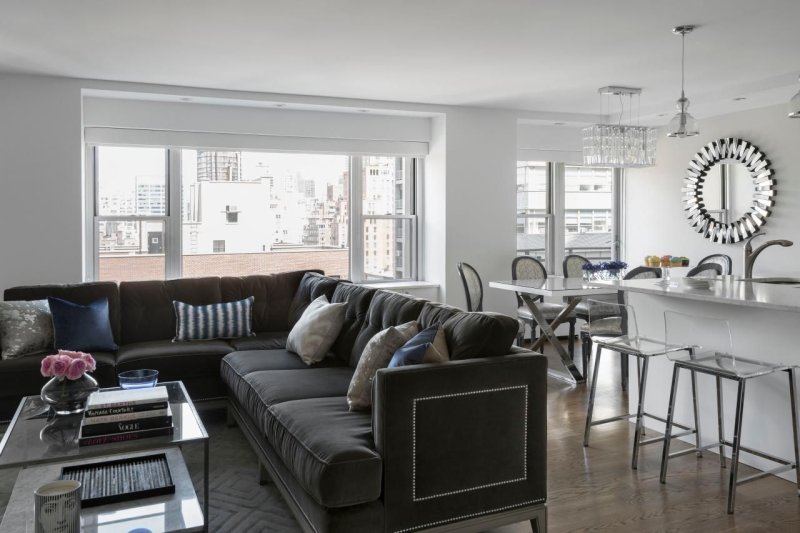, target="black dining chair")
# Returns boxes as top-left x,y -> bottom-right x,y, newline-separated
457,262 -> 483,312
697,254 -> 732,275
687,262 -> 723,278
